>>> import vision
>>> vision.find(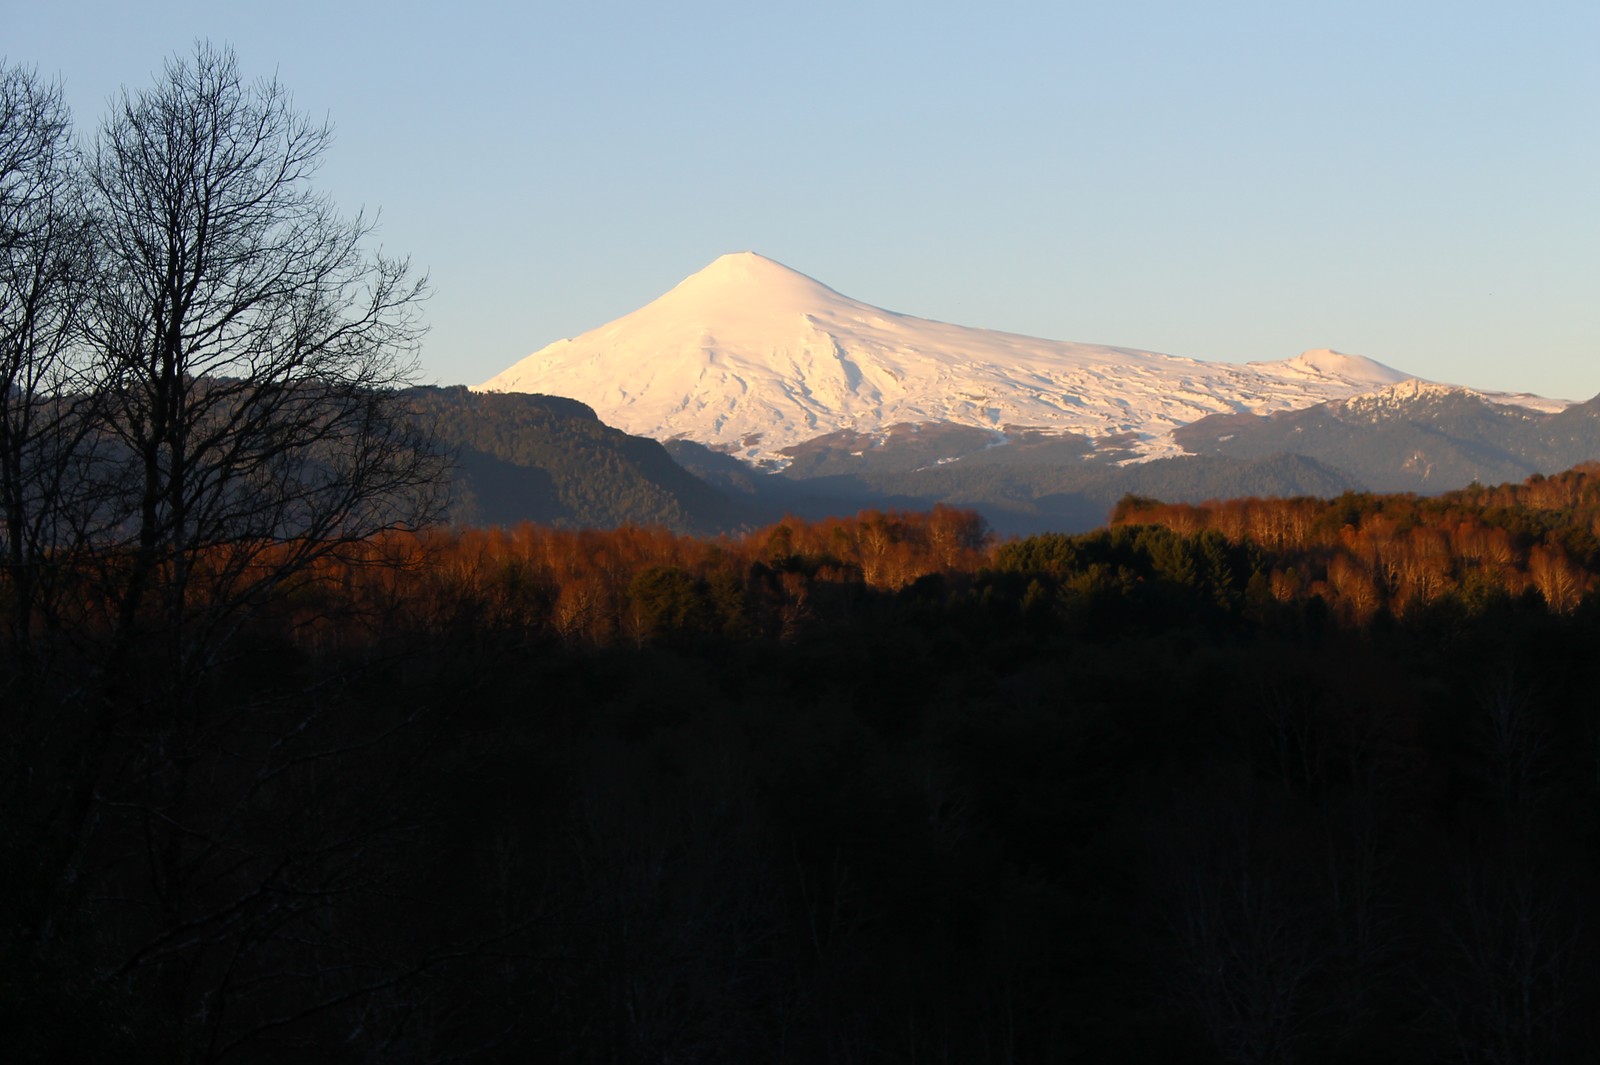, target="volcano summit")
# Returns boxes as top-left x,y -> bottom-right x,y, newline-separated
479,253 -> 1475,465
